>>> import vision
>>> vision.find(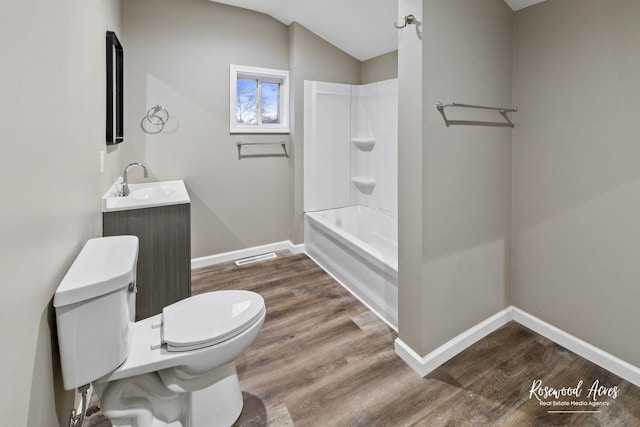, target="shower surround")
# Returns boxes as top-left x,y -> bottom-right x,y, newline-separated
303,79 -> 398,328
